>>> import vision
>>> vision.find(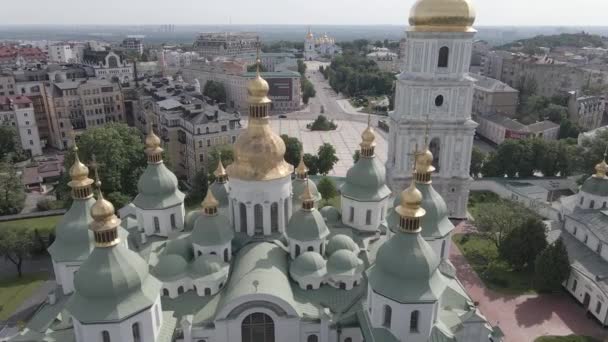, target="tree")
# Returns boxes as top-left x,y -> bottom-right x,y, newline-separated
499,218 -> 547,270
0,227 -> 34,277
0,126 -> 26,162
301,77 -> 316,105
186,169 -> 208,207
353,150 -> 361,163
307,115 -> 337,131
303,154 -> 319,175
317,177 -> 338,200
246,64 -> 267,72
542,104 -> 568,123
470,147 -> 485,178
481,152 -> 502,177
107,192 -> 132,209
206,145 -> 234,182
203,80 -> 227,104
297,59 -> 307,75
59,123 -> 147,202
0,160 -> 25,215
534,238 -> 570,292
558,118 -> 581,140
280,135 -> 303,167
316,143 -> 339,175
474,200 -> 535,249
